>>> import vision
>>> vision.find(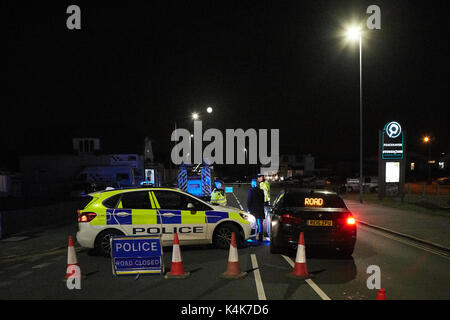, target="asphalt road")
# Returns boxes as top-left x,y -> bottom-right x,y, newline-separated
0,185 -> 449,300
